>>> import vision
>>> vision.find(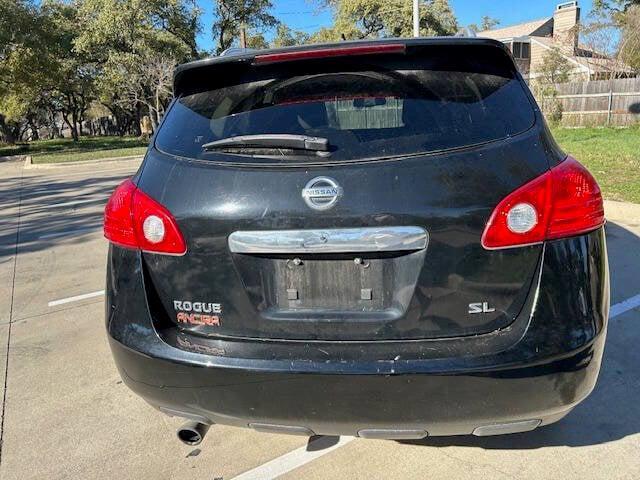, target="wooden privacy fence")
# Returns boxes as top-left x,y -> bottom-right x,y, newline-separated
542,77 -> 640,127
